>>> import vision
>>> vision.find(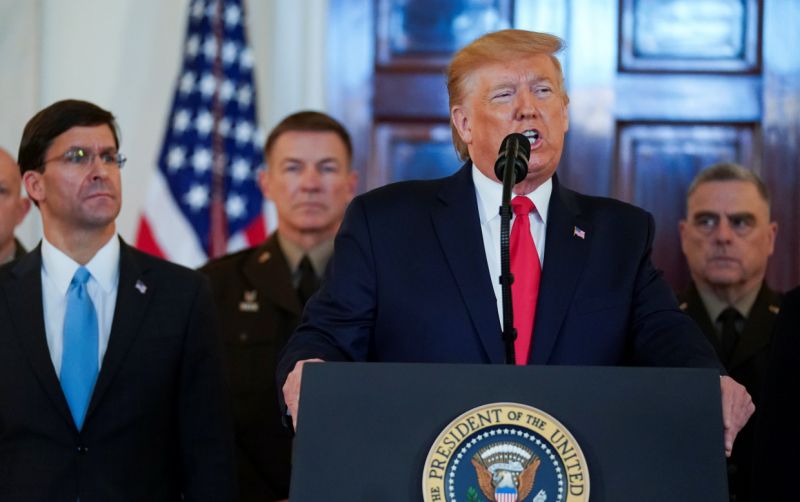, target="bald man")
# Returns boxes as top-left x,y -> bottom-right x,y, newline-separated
0,147 -> 31,264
